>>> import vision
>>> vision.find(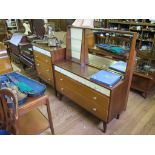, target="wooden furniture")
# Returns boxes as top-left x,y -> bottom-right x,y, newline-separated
33,43 -> 66,87
0,43 -> 13,75
54,26 -> 137,132
0,88 -> 54,135
19,42 -> 35,70
8,33 -> 29,63
0,20 -> 7,42
106,19 -> 155,97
